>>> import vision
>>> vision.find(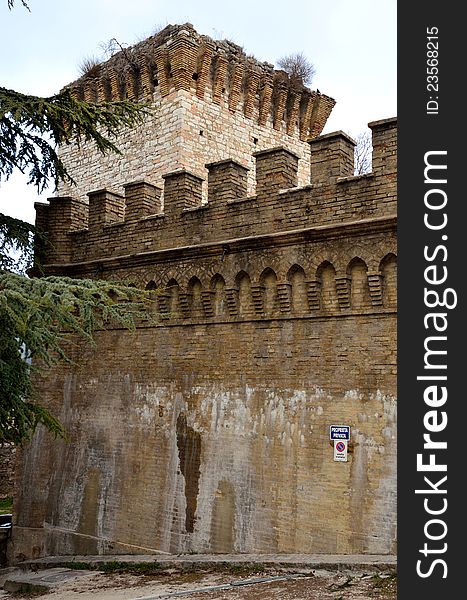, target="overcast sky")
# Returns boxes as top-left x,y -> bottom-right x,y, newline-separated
0,0 -> 396,223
